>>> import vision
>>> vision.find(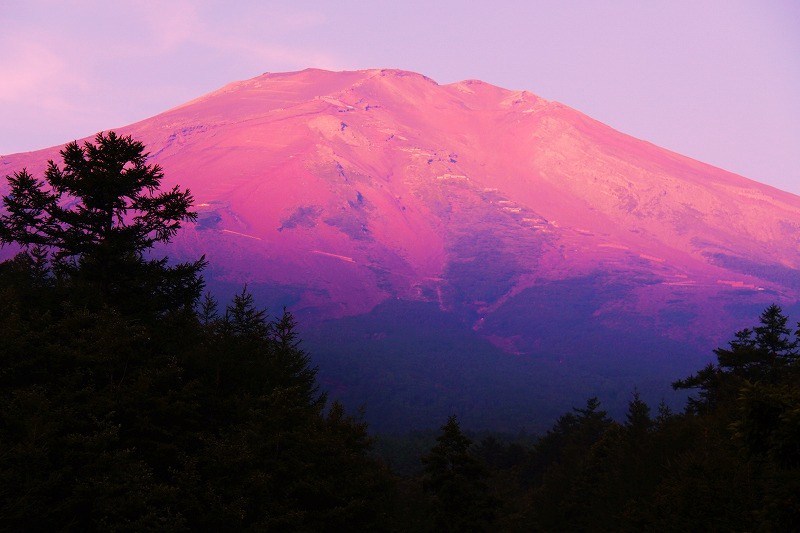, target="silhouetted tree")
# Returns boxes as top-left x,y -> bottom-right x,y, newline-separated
0,131 -> 205,314
521,397 -> 615,529
422,415 -> 496,531
625,389 -> 652,442
674,304 -> 799,412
